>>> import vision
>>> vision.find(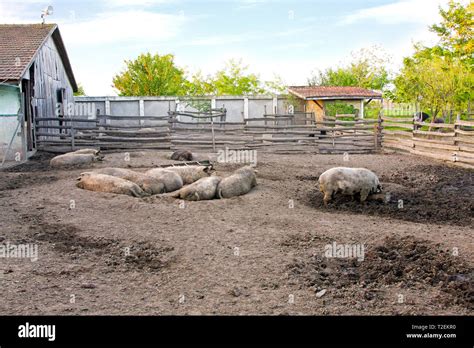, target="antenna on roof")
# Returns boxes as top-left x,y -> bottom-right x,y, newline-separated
41,5 -> 54,24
